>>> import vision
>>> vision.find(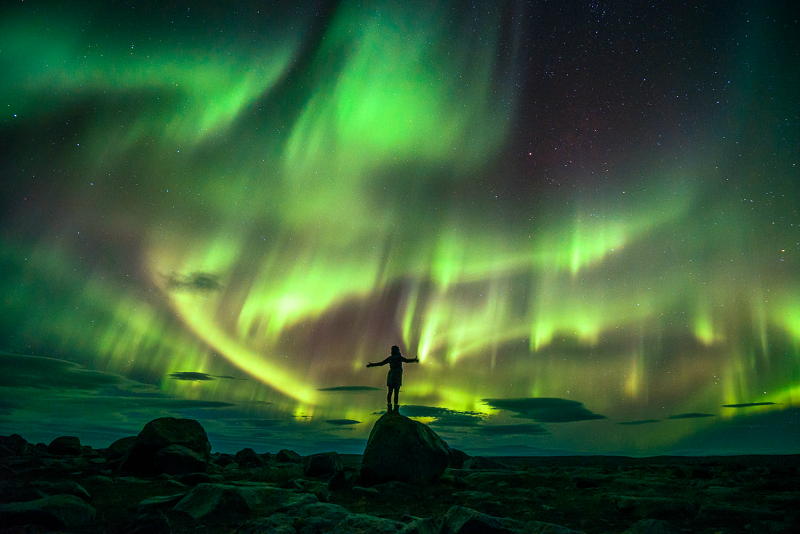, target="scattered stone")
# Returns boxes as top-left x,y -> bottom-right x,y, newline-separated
522,521 -> 585,534
327,469 -> 348,491
331,513 -> 405,533
0,494 -> 96,529
240,512 -> 297,534
399,516 -> 439,534
179,472 -> 212,486
462,456 -> 509,470
153,443 -> 208,475
440,505 -> 517,534
30,480 -> 92,501
172,482 -> 318,520
119,417 -> 211,475
119,510 -> 171,534
236,447 -> 263,469
137,492 -> 188,513
623,518 -> 677,534
304,451 -> 344,476
292,502 -> 352,533
277,449 -> 302,463
47,436 -> 82,456
360,412 -> 451,485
